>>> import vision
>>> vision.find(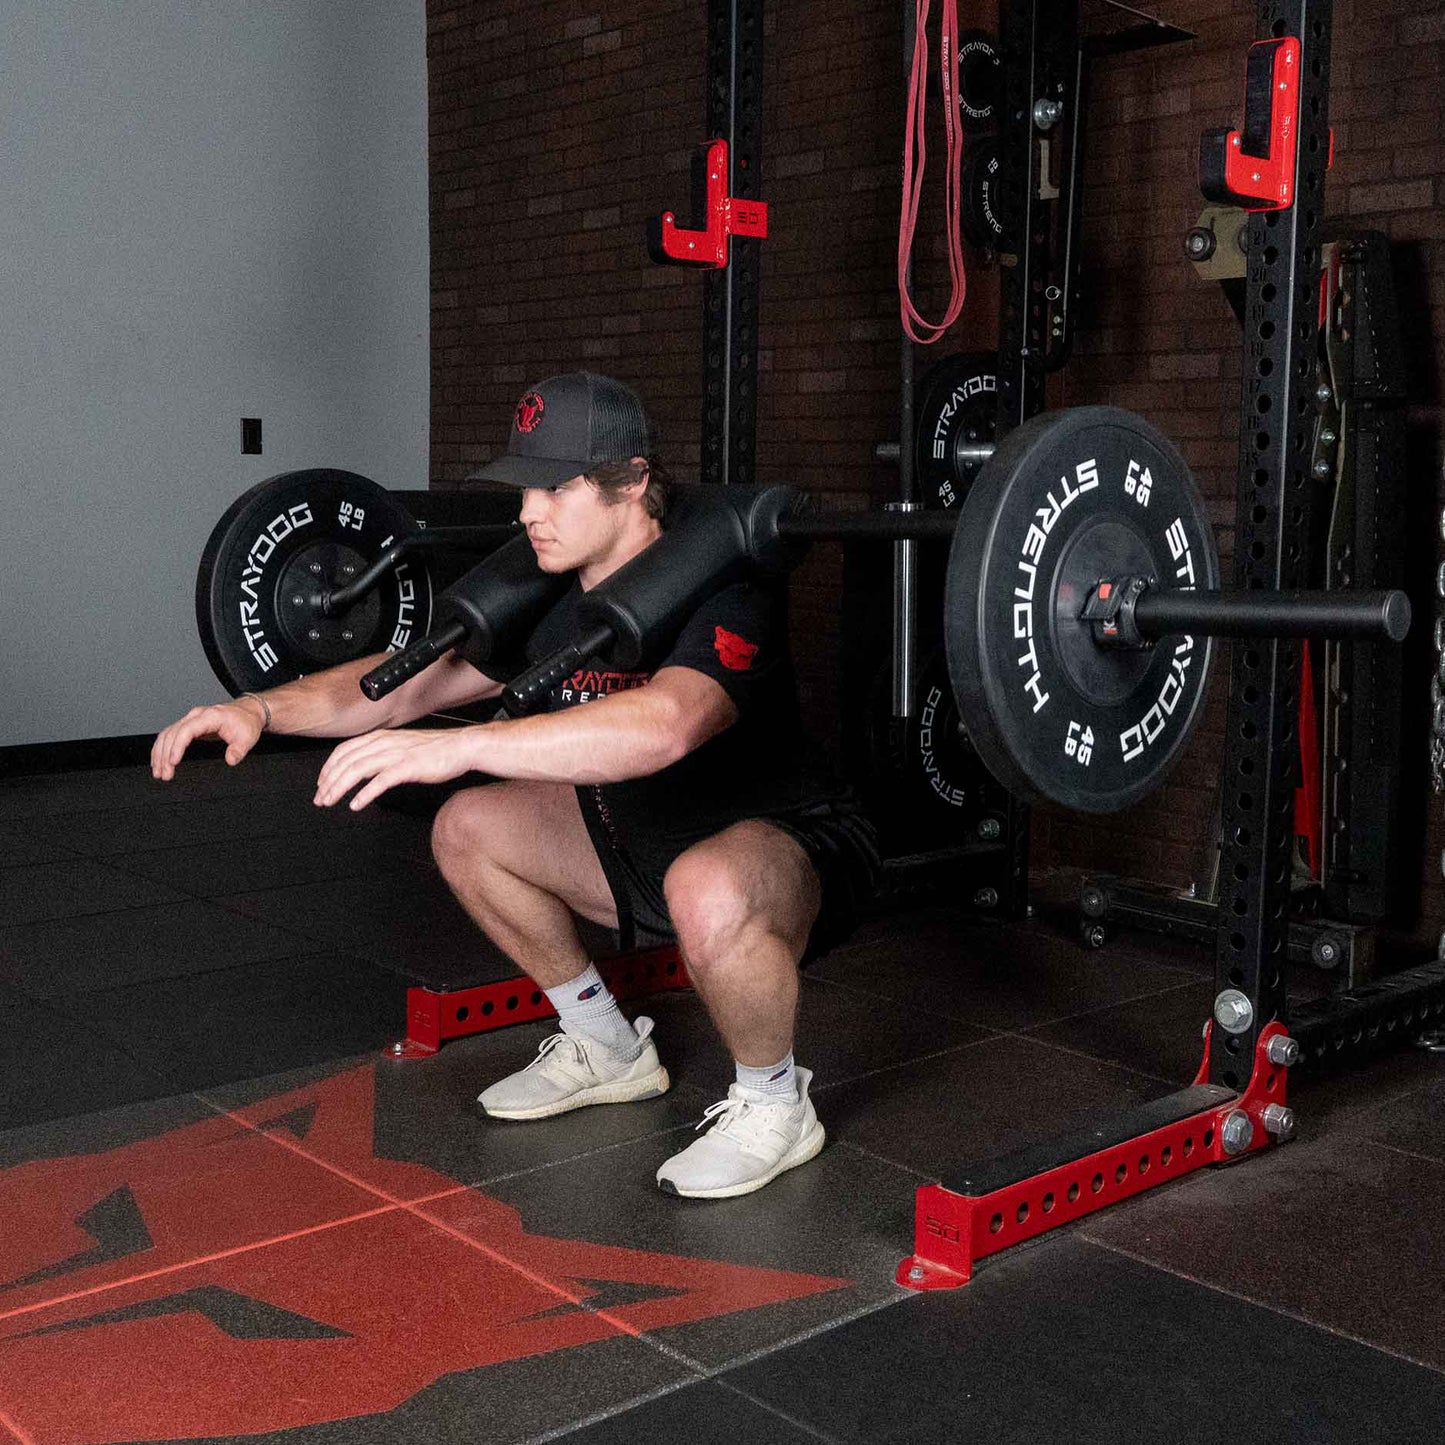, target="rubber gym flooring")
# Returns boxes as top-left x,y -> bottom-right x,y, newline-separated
1,745 -> 1443,1444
